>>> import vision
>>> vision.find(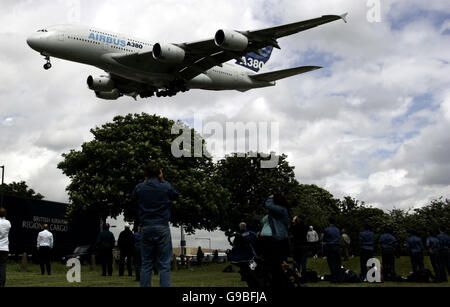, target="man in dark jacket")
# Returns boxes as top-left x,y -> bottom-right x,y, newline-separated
379,227 -> 399,280
406,230 -> 424,273
118,224 -> 135,277
437,227 -> 449,281
426,231 -> 445,283
96,223 -> 116,276
133,162 -> 179,287
197,247 -> 204,265
323,217 -> 342,283
291,215 -> 309,277
359,224 -> 375,281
